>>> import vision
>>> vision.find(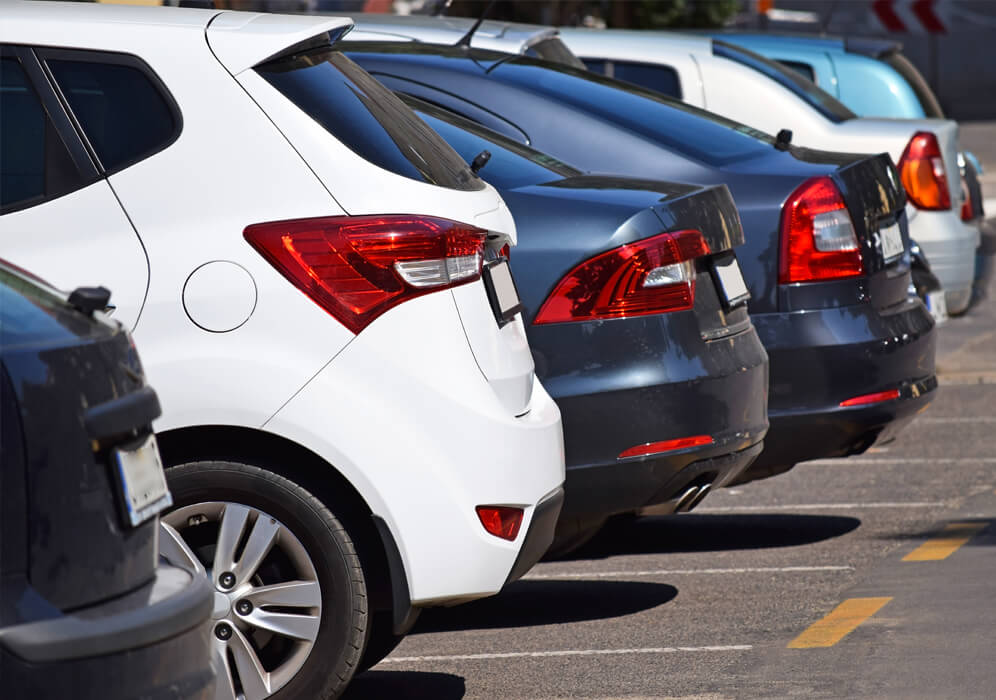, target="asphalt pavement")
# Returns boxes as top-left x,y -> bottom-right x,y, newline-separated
346,258 -> 996,698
